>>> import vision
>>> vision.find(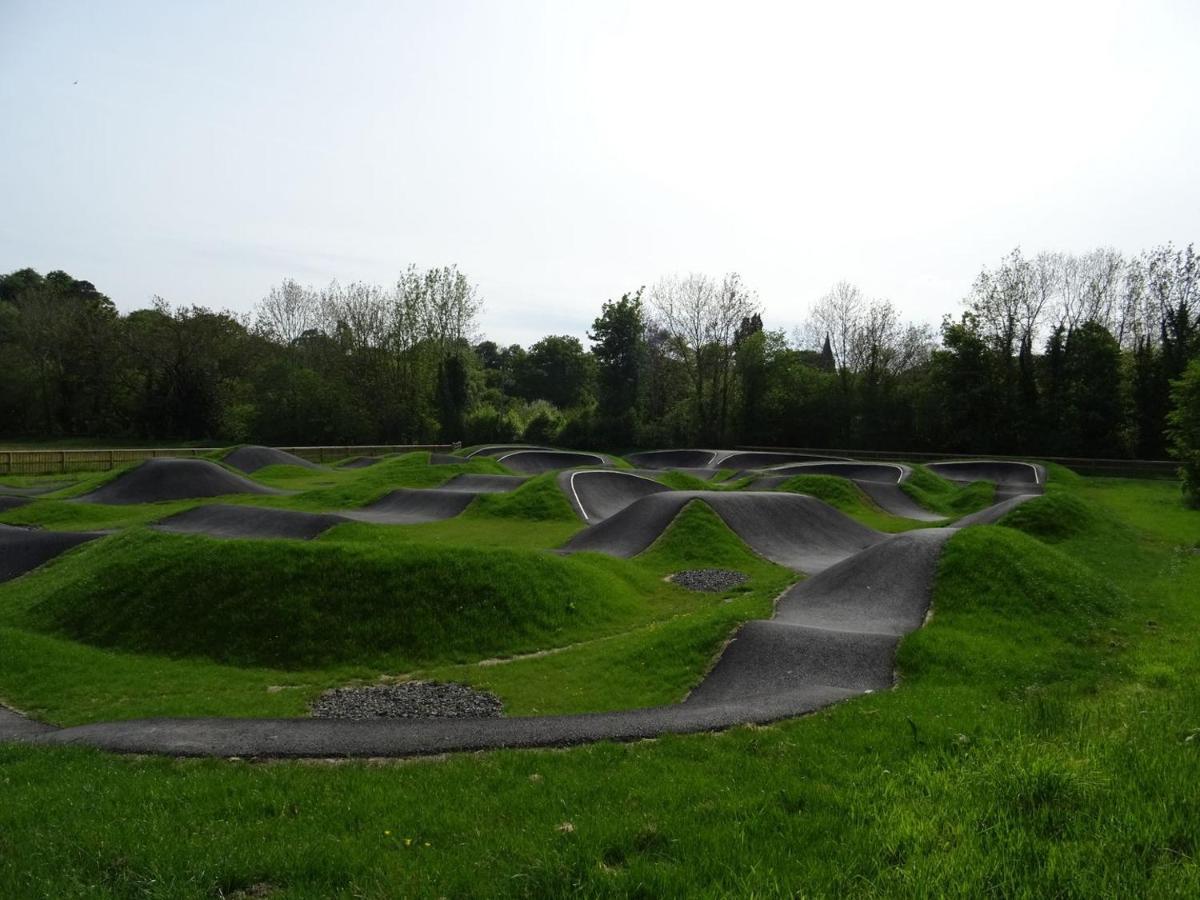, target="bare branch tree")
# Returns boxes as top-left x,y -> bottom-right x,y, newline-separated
253,279 -> 319,344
